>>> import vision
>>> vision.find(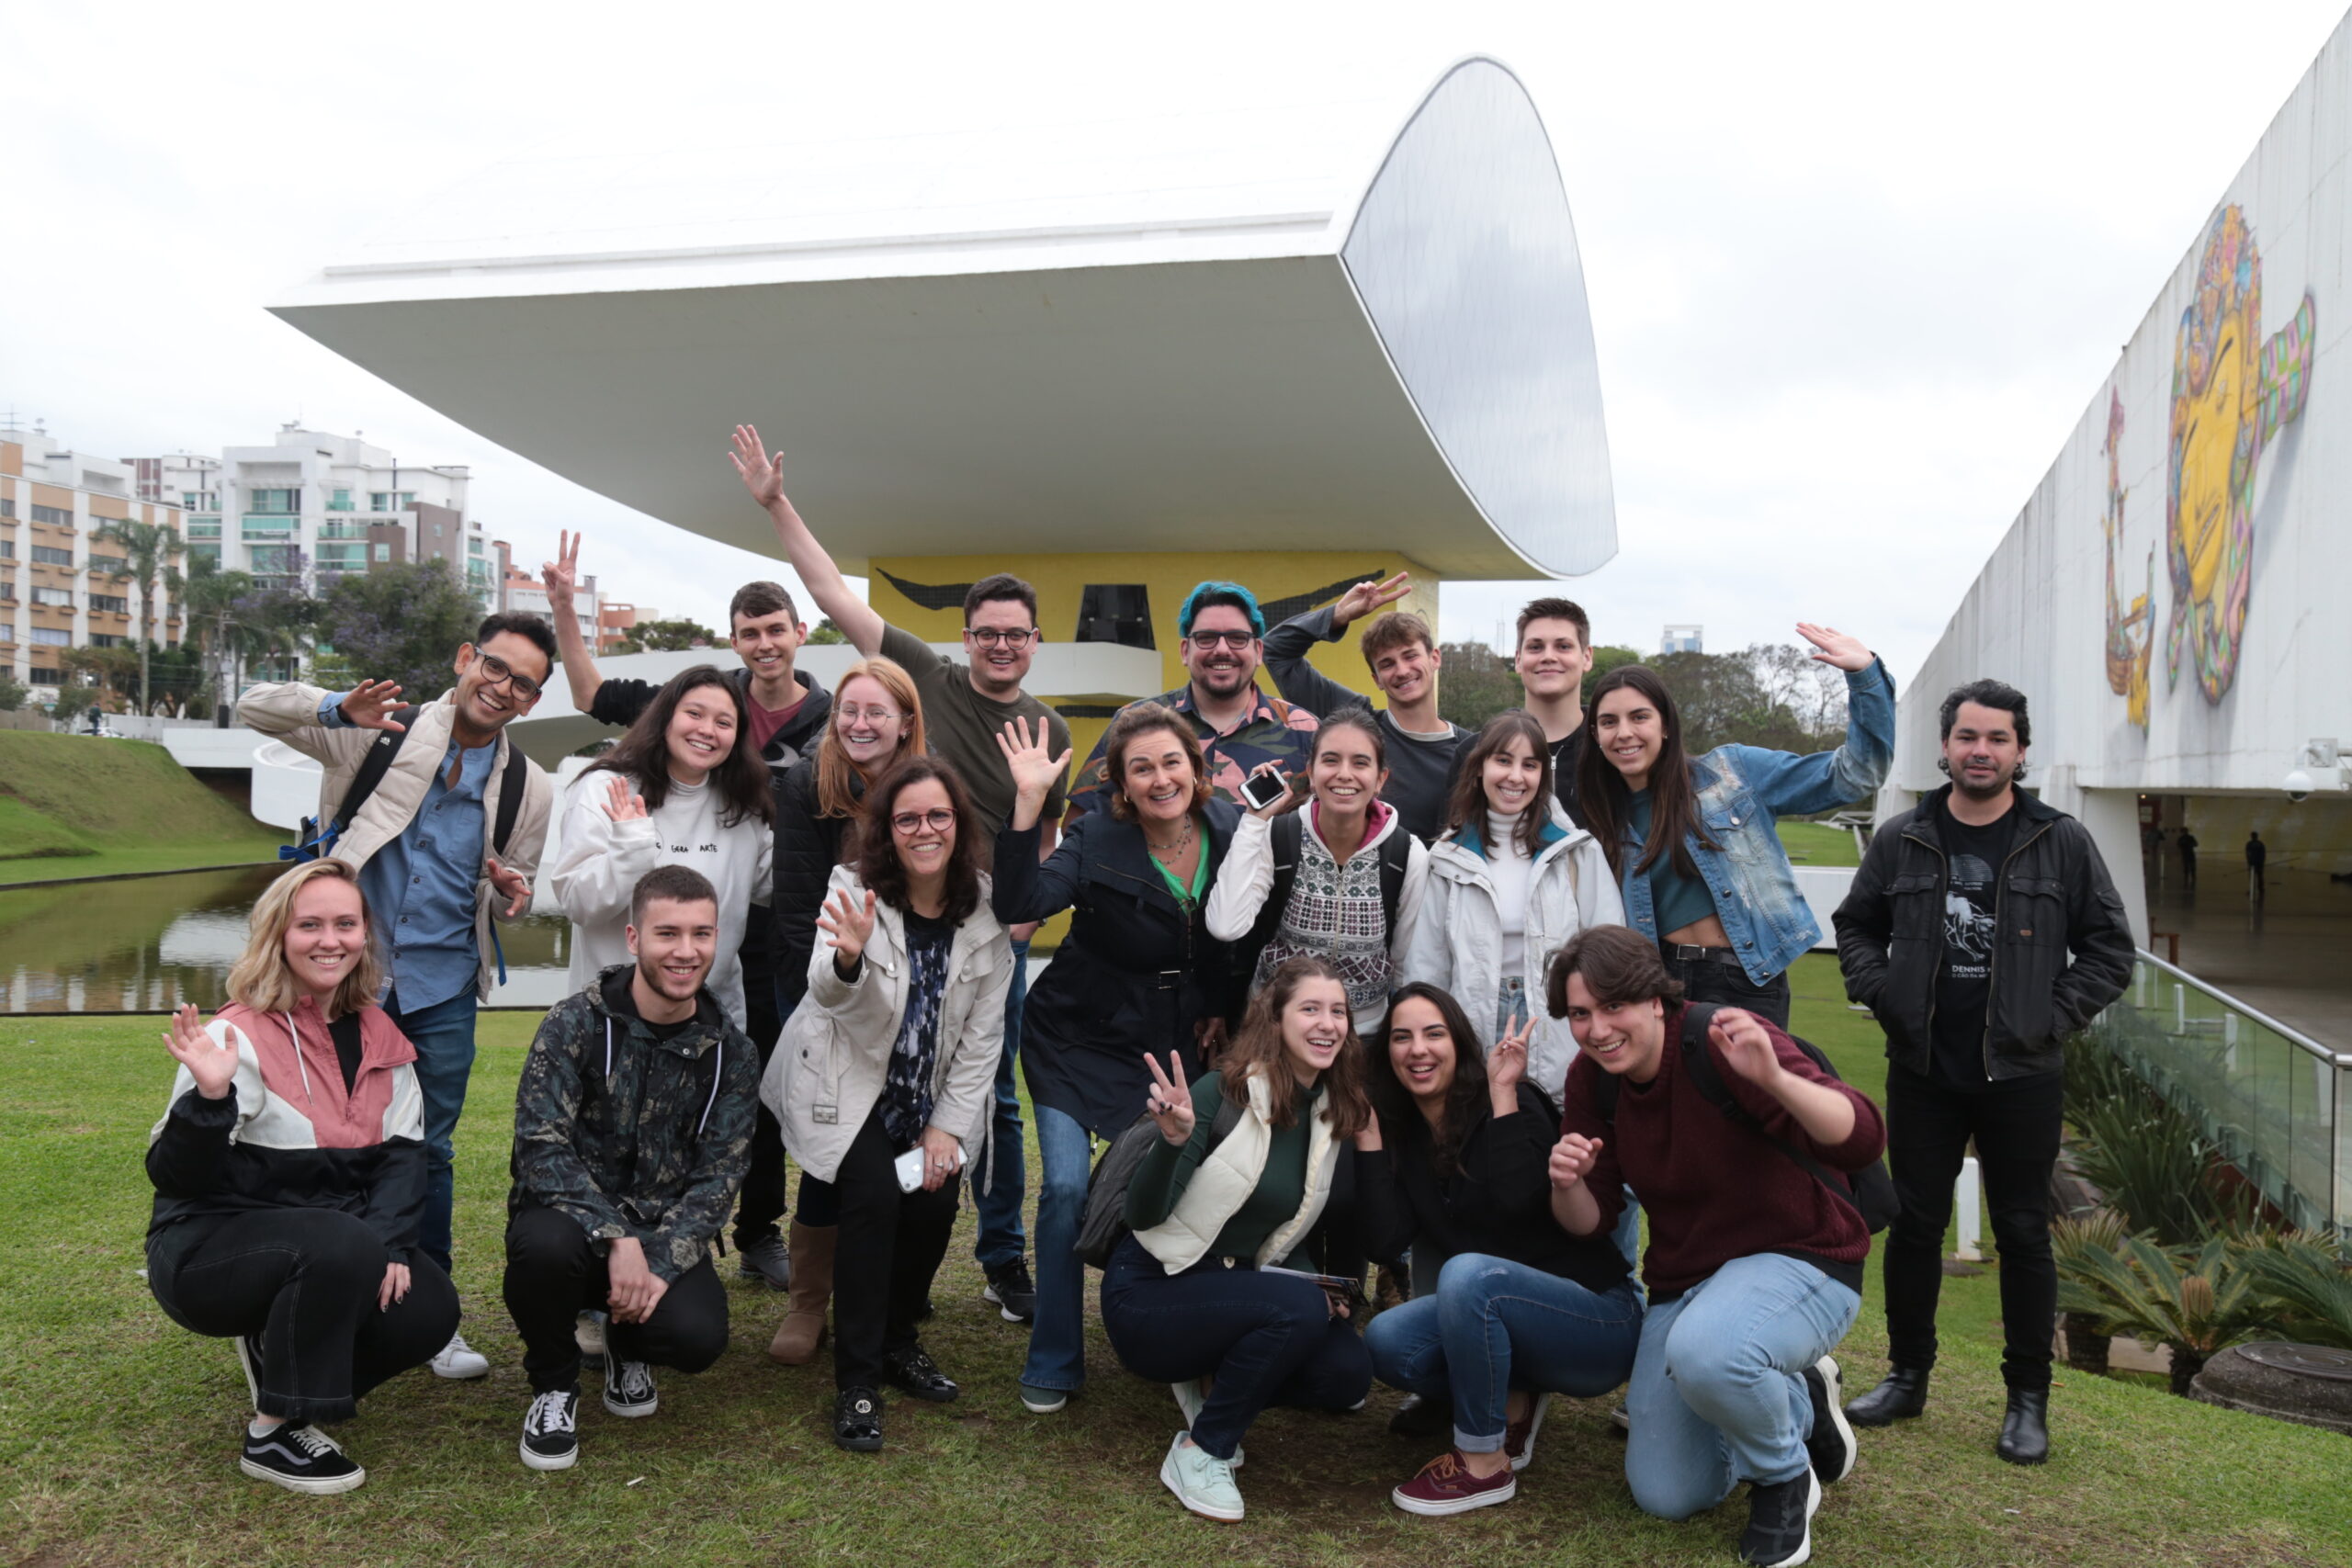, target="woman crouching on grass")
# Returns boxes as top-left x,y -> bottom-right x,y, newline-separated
1356,982 -> 1642,1516
1101,955 -> 1375,1524
142,859 -> 455,1495
1546,926 -> 1883,1568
